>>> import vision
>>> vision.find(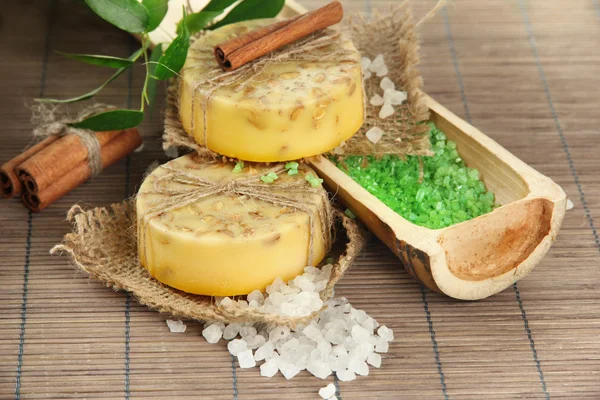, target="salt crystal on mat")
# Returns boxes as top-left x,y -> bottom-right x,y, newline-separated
255,342 -> 275,361
240,326 -> 257,339
375,338 -> 389,353
219,297 -> 233,307
363,69 -> 372,80
351,325 -> 370,343
566,199 -> 574,210
370,94 -> 384,106
247,289 -> 264,304
378,325 -> 394,342
379,103 -> 394,119
336,368 -> 356,382
278,358 -> 301,380
260,358 -> 279,377
269,326 -> 291,342
308,359 -> 332,379
369,54 -> 388,77
366,127 -> 384,144
166,320 -> 186,333
349,359 -> 369,376
380,77 -> 395,91
367,352 -> 382,368
319,383 -> 336,399
237,349 -> 256,368
351,308 -> 369,324
223,323 -> 241,340
202,324 -> 223,344
227,339 -> 248,356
